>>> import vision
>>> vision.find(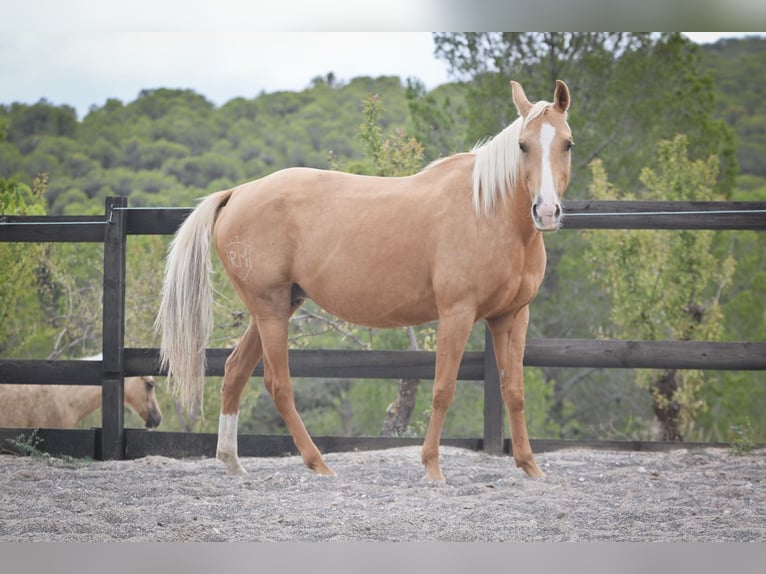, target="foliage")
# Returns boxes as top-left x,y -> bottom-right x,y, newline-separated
0,175 -> 47,216
404,79 -> 467,162
433,33 -> 737,197
0,176 -> 47,355
355,93 -> 425,177
0,175 -> 104,360
728,417 -> 755,455
0,77 -> 413,215
3,429 -> 46,457
700,36 -> 766,179
3,429 -> 93,467
584,135 -> 735,440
